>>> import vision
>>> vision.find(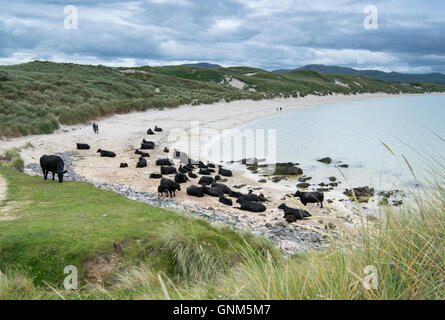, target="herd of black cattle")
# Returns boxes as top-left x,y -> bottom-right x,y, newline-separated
39,126 -> 325,223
